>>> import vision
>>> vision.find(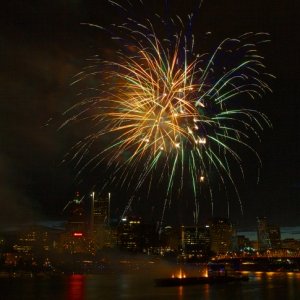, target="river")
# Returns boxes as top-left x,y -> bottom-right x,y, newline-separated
1,270 -> 299,300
